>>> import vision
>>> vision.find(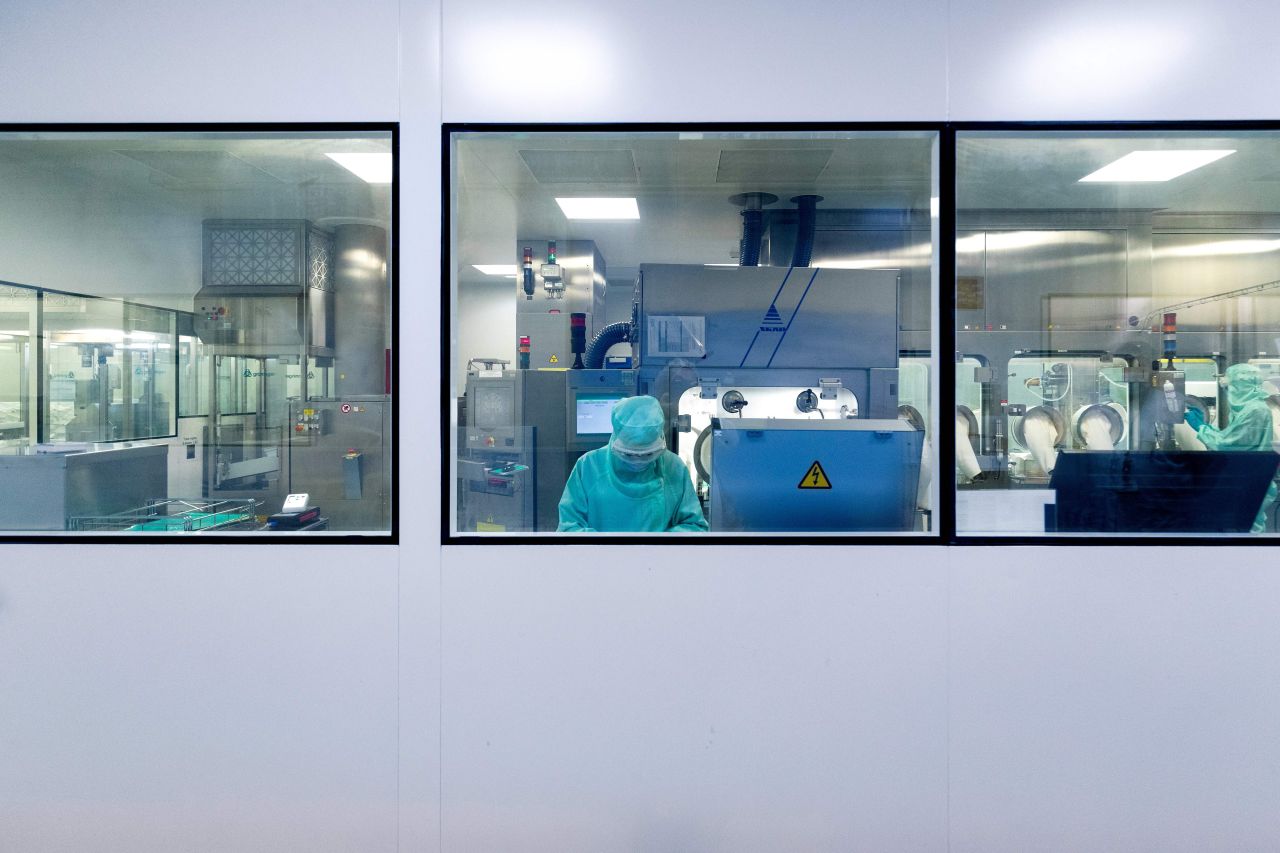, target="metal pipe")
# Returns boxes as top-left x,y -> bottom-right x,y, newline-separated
333,224 -> 389,397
